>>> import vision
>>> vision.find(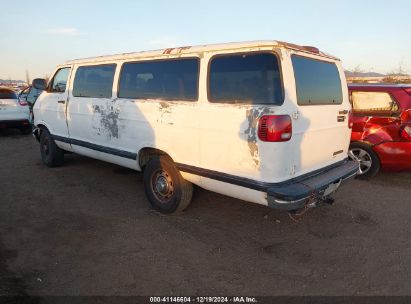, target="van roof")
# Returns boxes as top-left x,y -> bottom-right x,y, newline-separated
64,40 -> 339,65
